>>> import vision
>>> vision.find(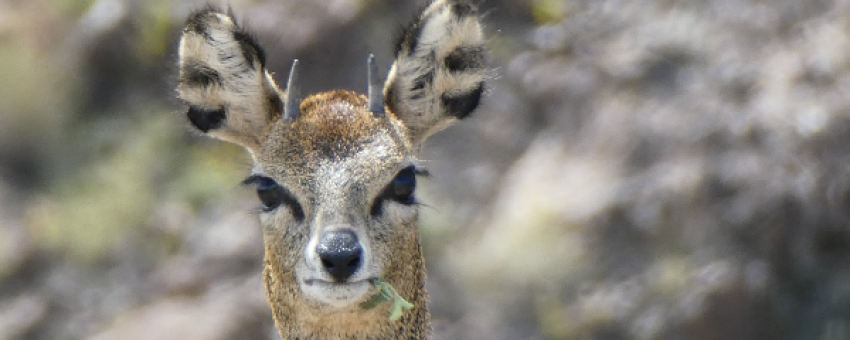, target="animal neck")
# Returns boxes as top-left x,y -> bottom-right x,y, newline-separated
262,231 -> 431,339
